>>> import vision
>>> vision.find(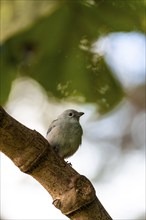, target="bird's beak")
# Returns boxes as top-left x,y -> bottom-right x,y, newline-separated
78,112 -> 84,117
